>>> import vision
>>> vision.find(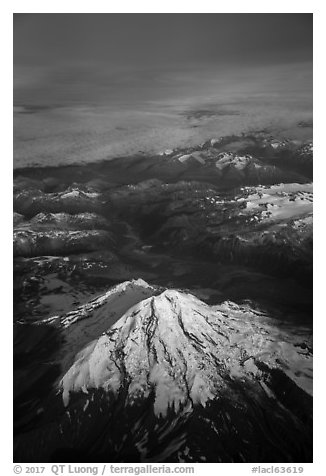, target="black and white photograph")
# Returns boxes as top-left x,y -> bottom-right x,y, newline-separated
12,10 -> 313,465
